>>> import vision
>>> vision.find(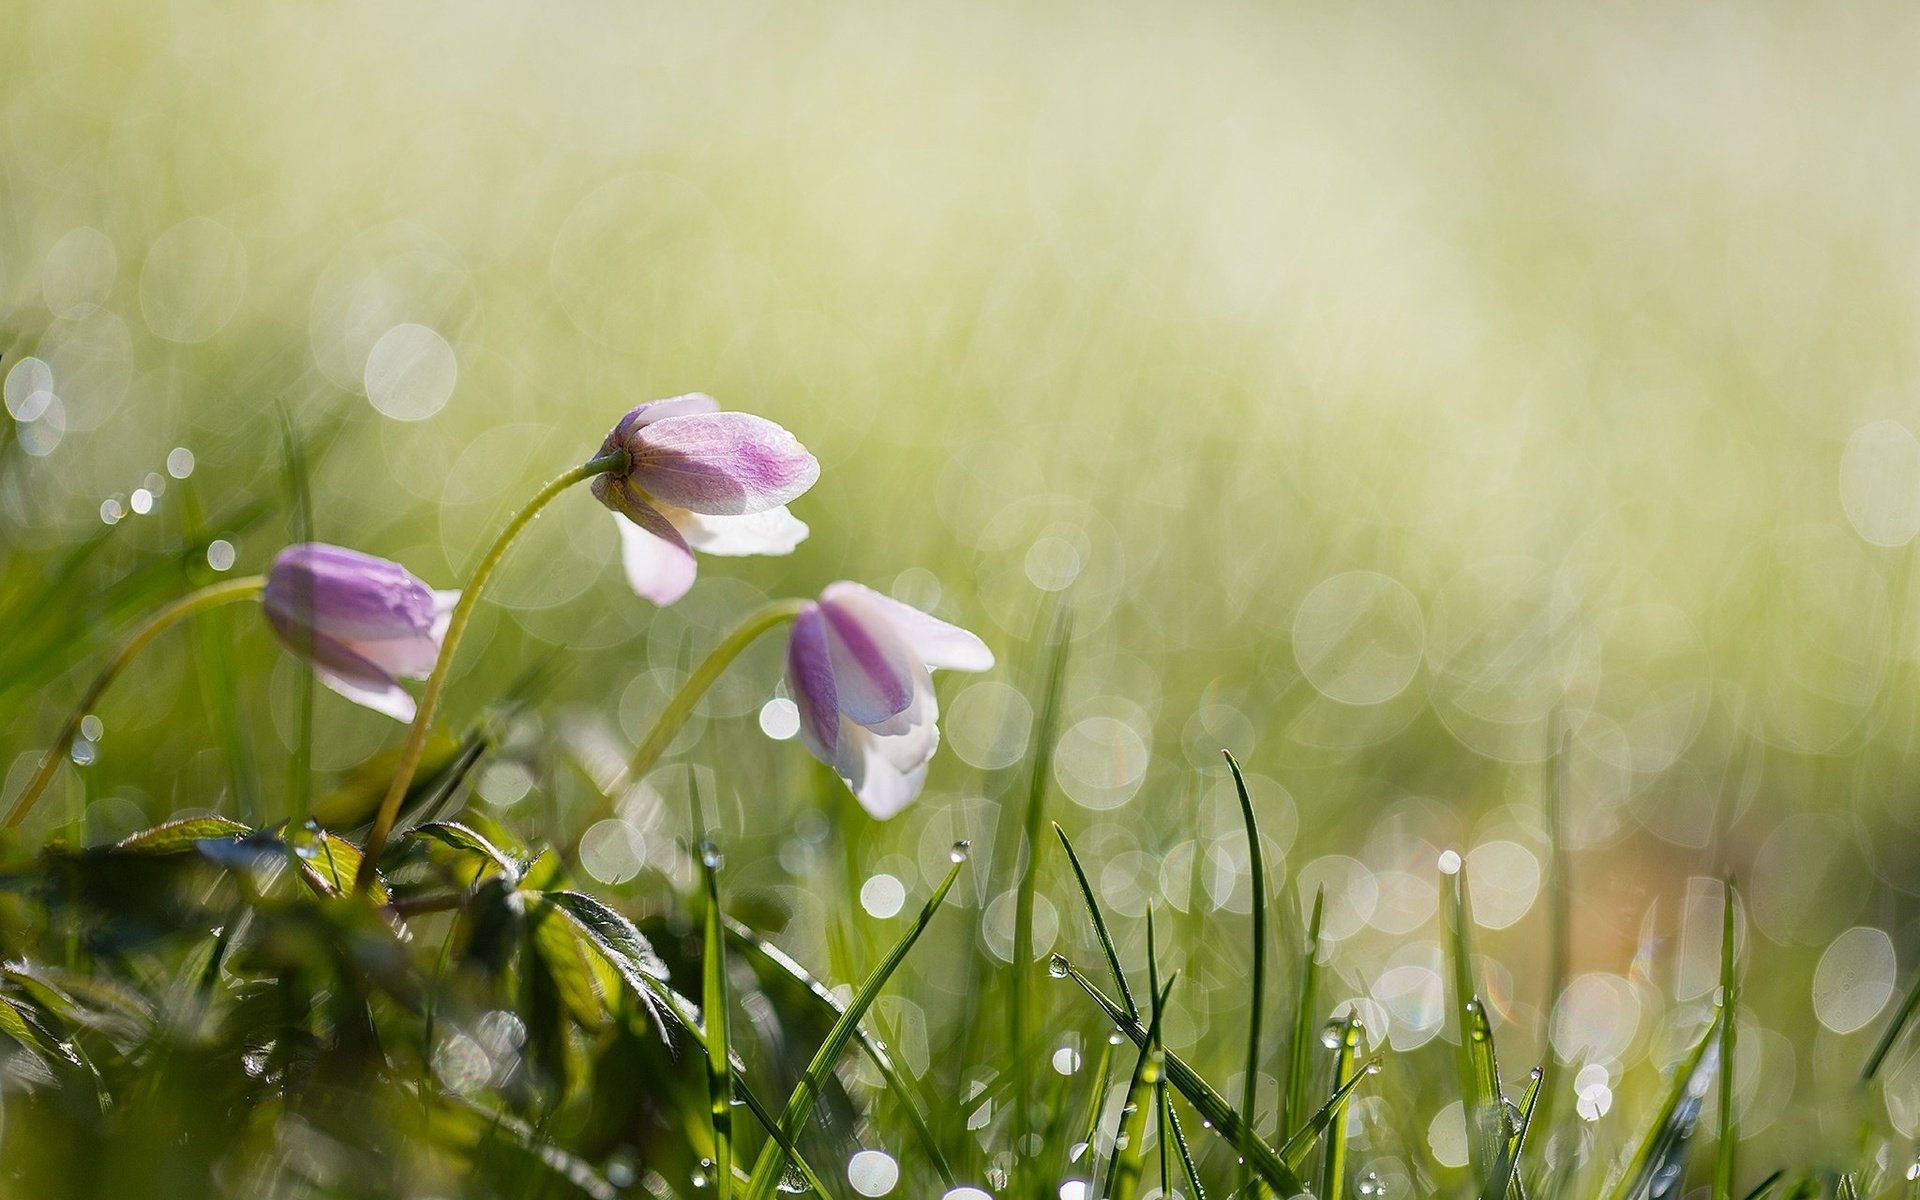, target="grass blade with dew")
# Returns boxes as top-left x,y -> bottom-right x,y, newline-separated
1603,1011 -> 1722,1200
1055,820 -> 1138,1020
722,917 -> 956,1188
741,854 -> 967,1200
1278,1052 -> 1382,1172
1058,958 -> 1311,1195
697,841 -> 733,1194
1285,885 -> 1326,1132
1103,971 -> 1177,1200
1070,1028 -> 1119,1183
1011,600 -> 1073,1176
1479,1065 -> 1544,1200
1224,750 -> 1270,1198
1444,850 -> 1507,1189
1713,877 -> 1740,1200
1319,1013 -> 1363,1200
1165,1079 -> 1209,1200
